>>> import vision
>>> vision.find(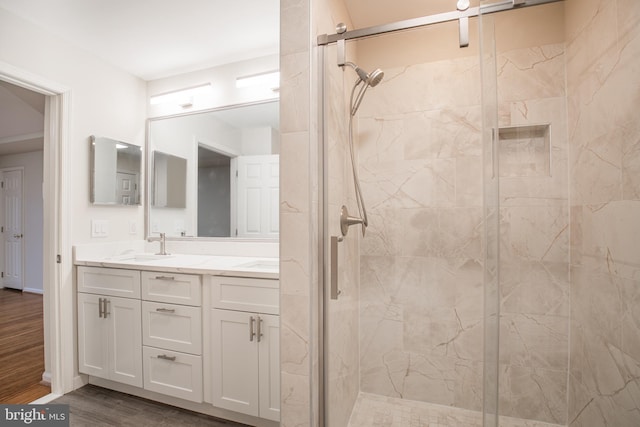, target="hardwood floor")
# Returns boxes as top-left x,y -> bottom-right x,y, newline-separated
0,288 -> 50,403
53,385 -> 251,426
